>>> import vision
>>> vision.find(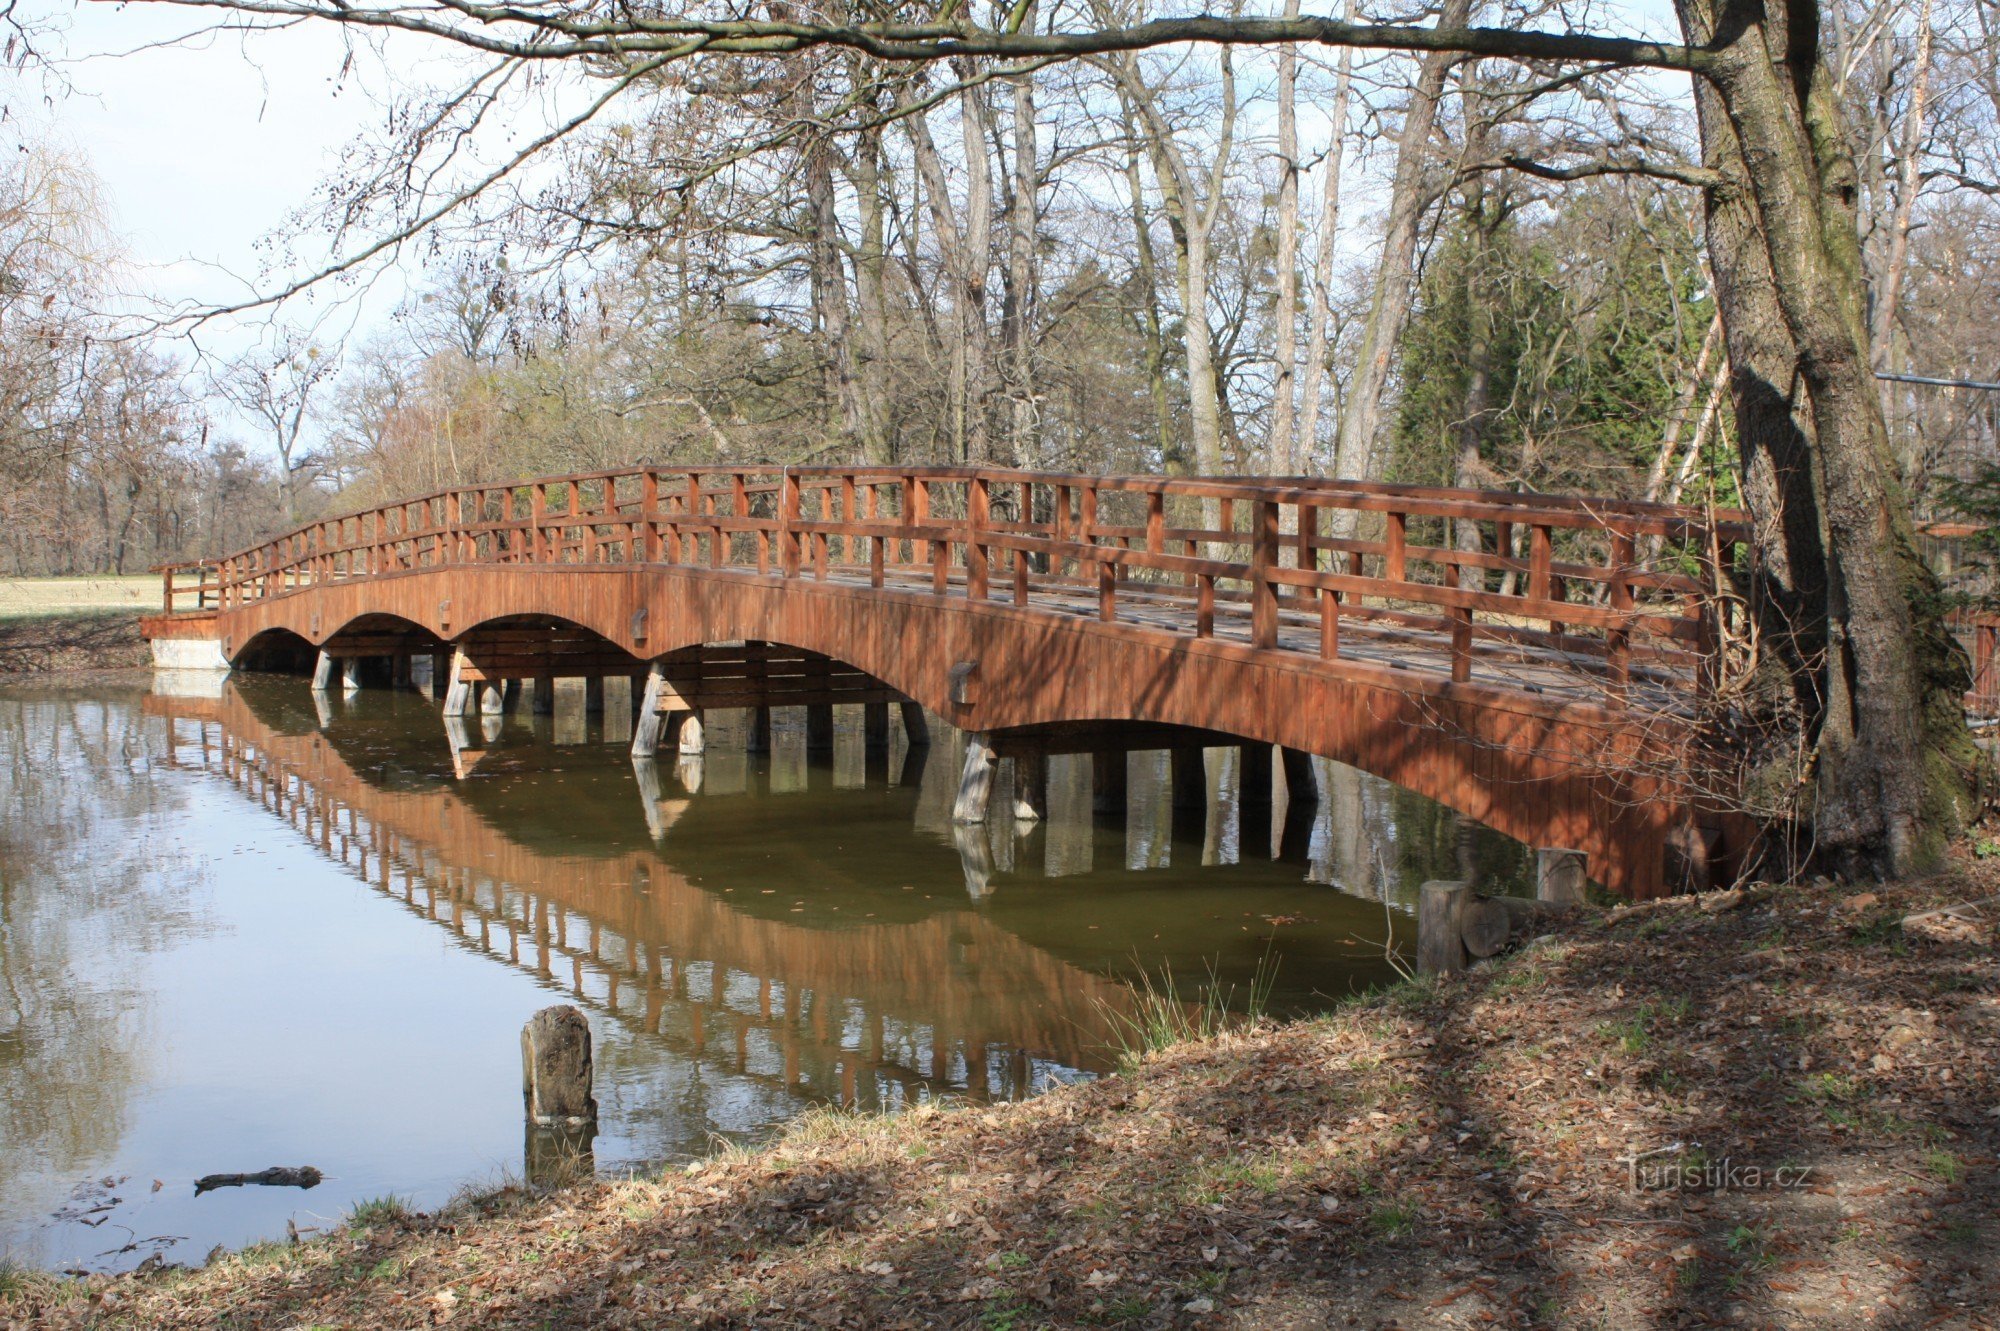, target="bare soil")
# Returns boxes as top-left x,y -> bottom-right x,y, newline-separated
6,868 -> 1996,1330
0,612 -> 149,675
